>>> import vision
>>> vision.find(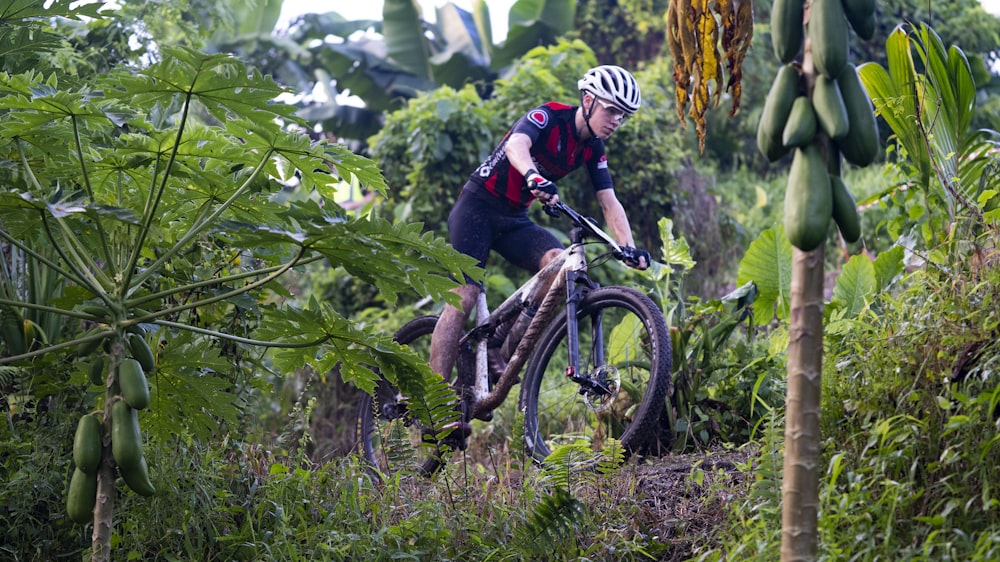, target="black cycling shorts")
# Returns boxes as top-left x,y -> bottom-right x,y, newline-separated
448,185 -> 564,284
